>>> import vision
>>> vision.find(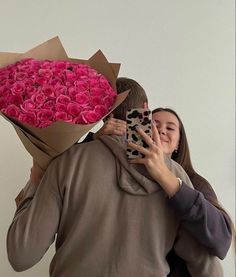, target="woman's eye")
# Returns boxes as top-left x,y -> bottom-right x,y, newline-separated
167,127 -> 174,131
